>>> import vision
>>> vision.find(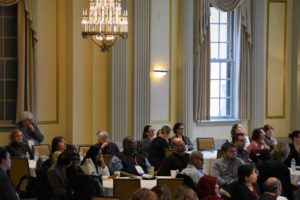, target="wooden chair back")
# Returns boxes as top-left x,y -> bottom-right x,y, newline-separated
157,178 -> 184,199
113,178 -> 141,200
9,157 -> 31,188
32,144 -> 50,156
196,137 -> 214,151
78,145 -> 92,155
164,148 -> 175,158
